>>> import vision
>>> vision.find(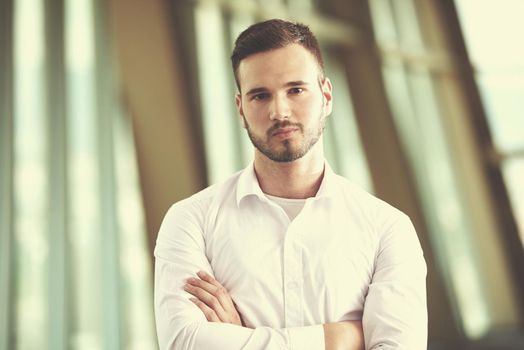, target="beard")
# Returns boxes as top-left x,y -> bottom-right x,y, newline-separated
243,106 -> 327,163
